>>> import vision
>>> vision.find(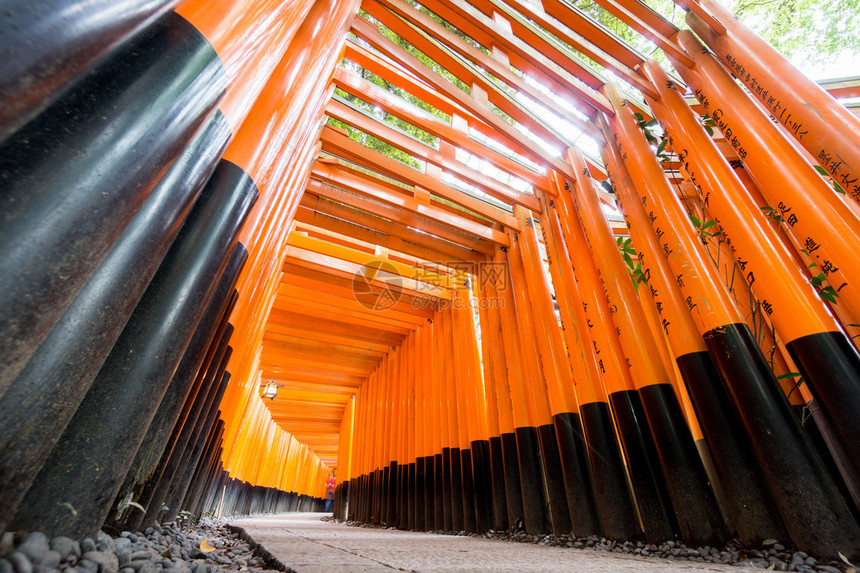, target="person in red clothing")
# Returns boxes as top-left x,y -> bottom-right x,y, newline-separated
324,469 -> 336,513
